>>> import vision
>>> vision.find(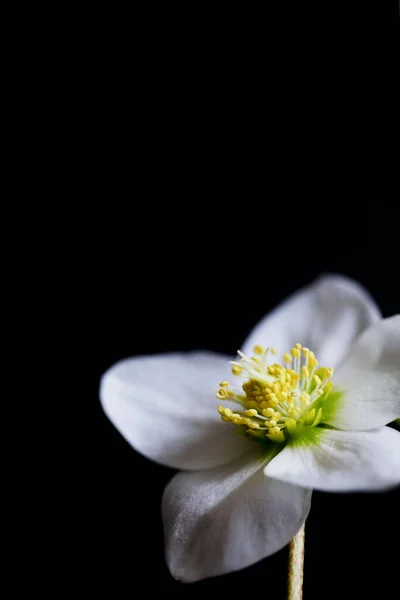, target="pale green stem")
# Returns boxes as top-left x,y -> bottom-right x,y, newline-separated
287,523 -> 305,600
